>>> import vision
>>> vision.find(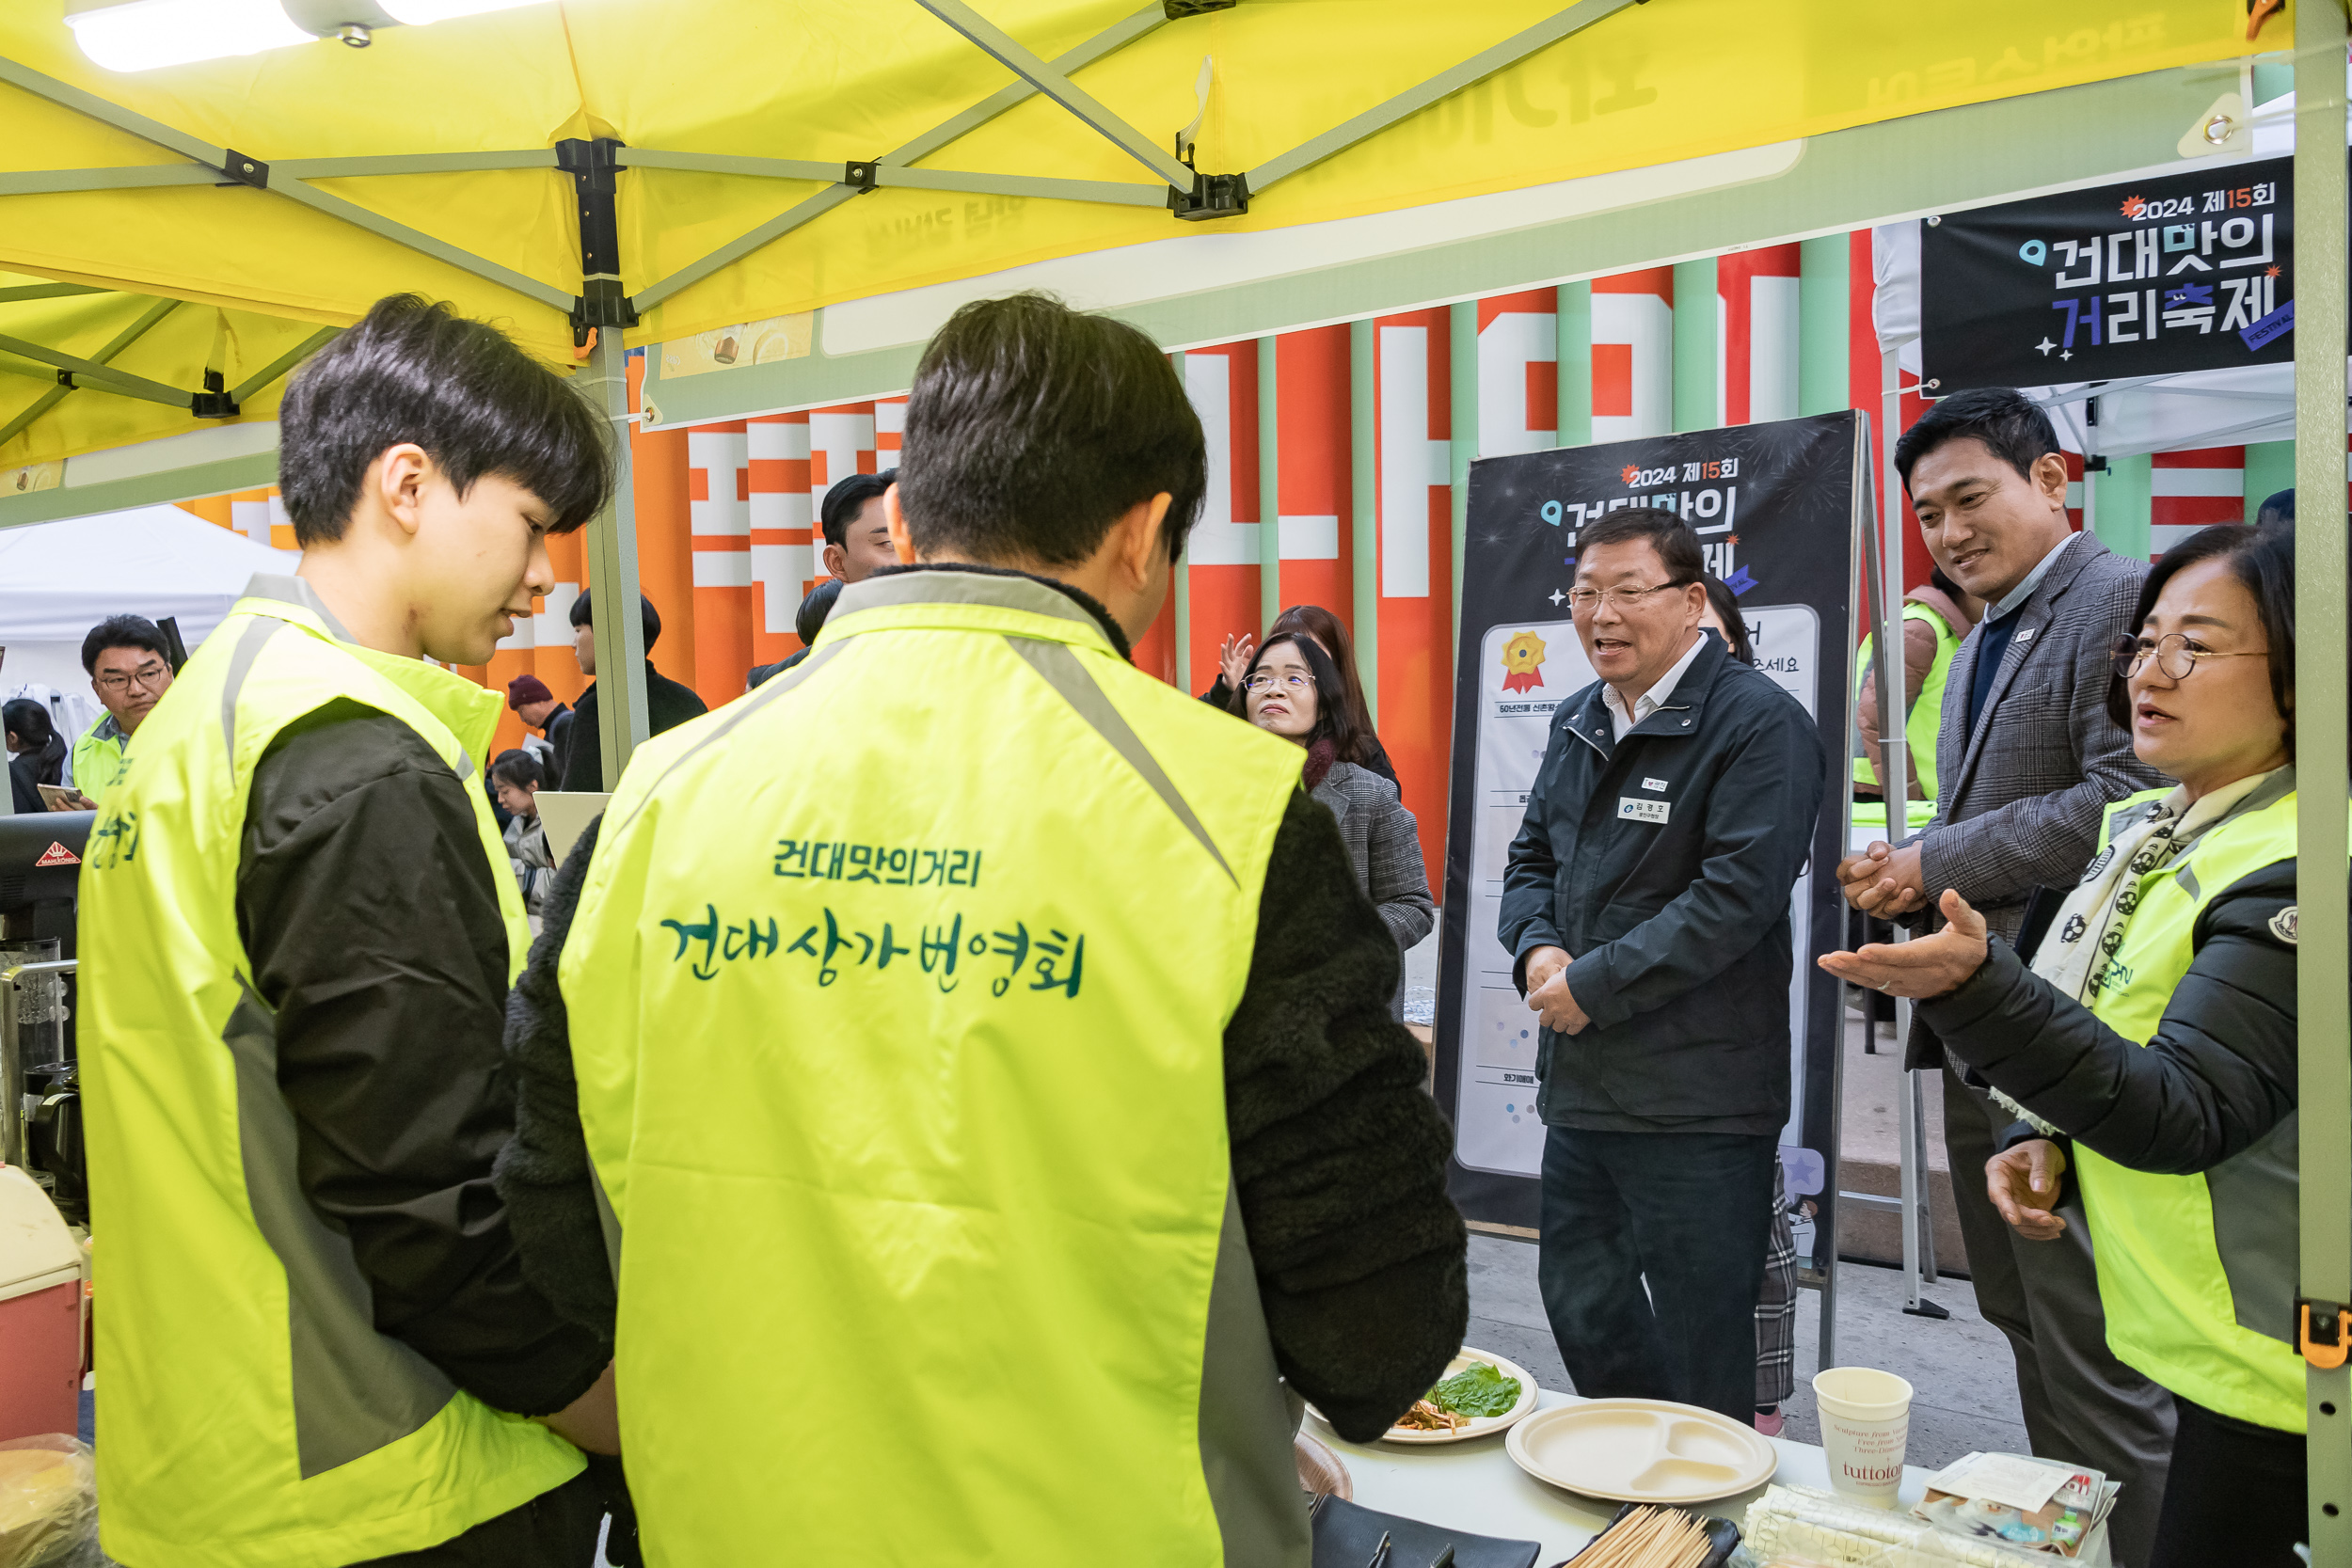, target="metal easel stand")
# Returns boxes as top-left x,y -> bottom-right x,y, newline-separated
1830,992 -> 1947,1322
1827,368 -> 1947,1322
